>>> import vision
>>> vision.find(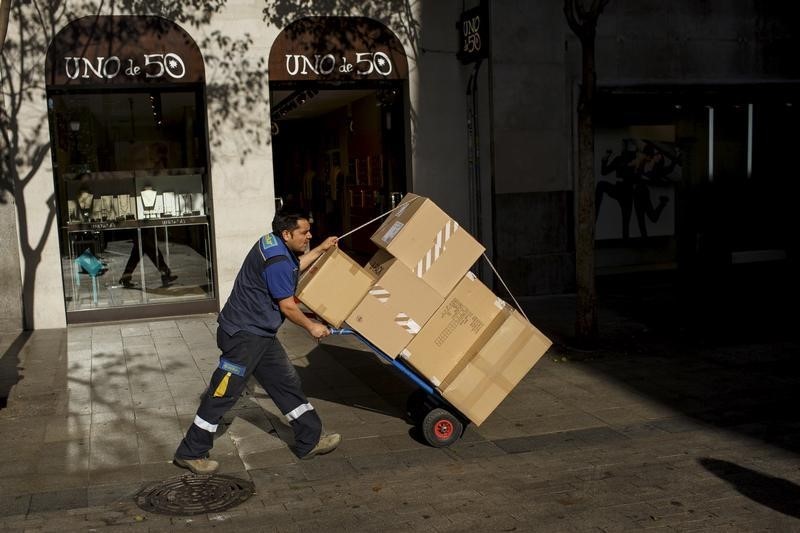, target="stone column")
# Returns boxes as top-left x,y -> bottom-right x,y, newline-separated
0,198 -> 23,333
